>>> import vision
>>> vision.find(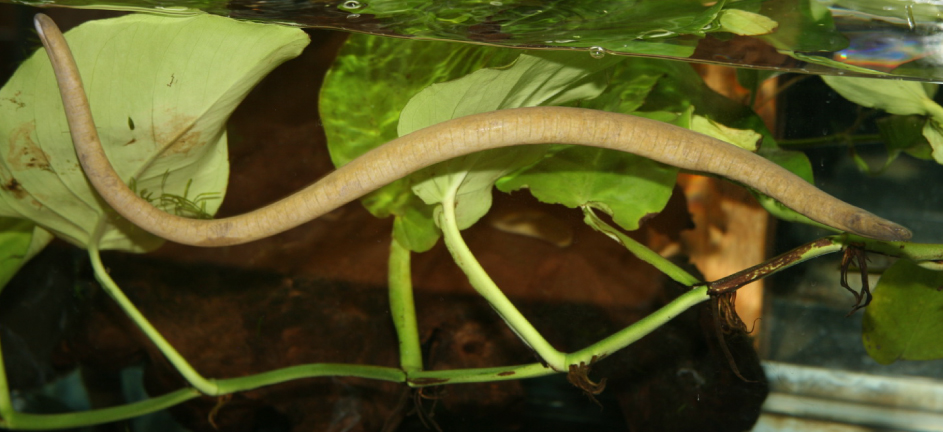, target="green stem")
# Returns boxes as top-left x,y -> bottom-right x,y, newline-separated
777,133 -> 881,149
408,363 -> 554,387
389,236 -> 423,373
214,364 -> 405,393
845,234 -> 943,262
582,207 -> 699,286
438,187 -> 566,371
88,221 -> 219,395
0,388 -> 200,430
0,331 -> 16,426
566,285 -> 709,366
